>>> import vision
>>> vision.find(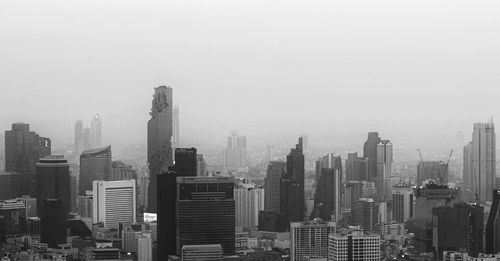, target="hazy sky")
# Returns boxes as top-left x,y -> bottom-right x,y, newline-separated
1,0 -> 500,151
